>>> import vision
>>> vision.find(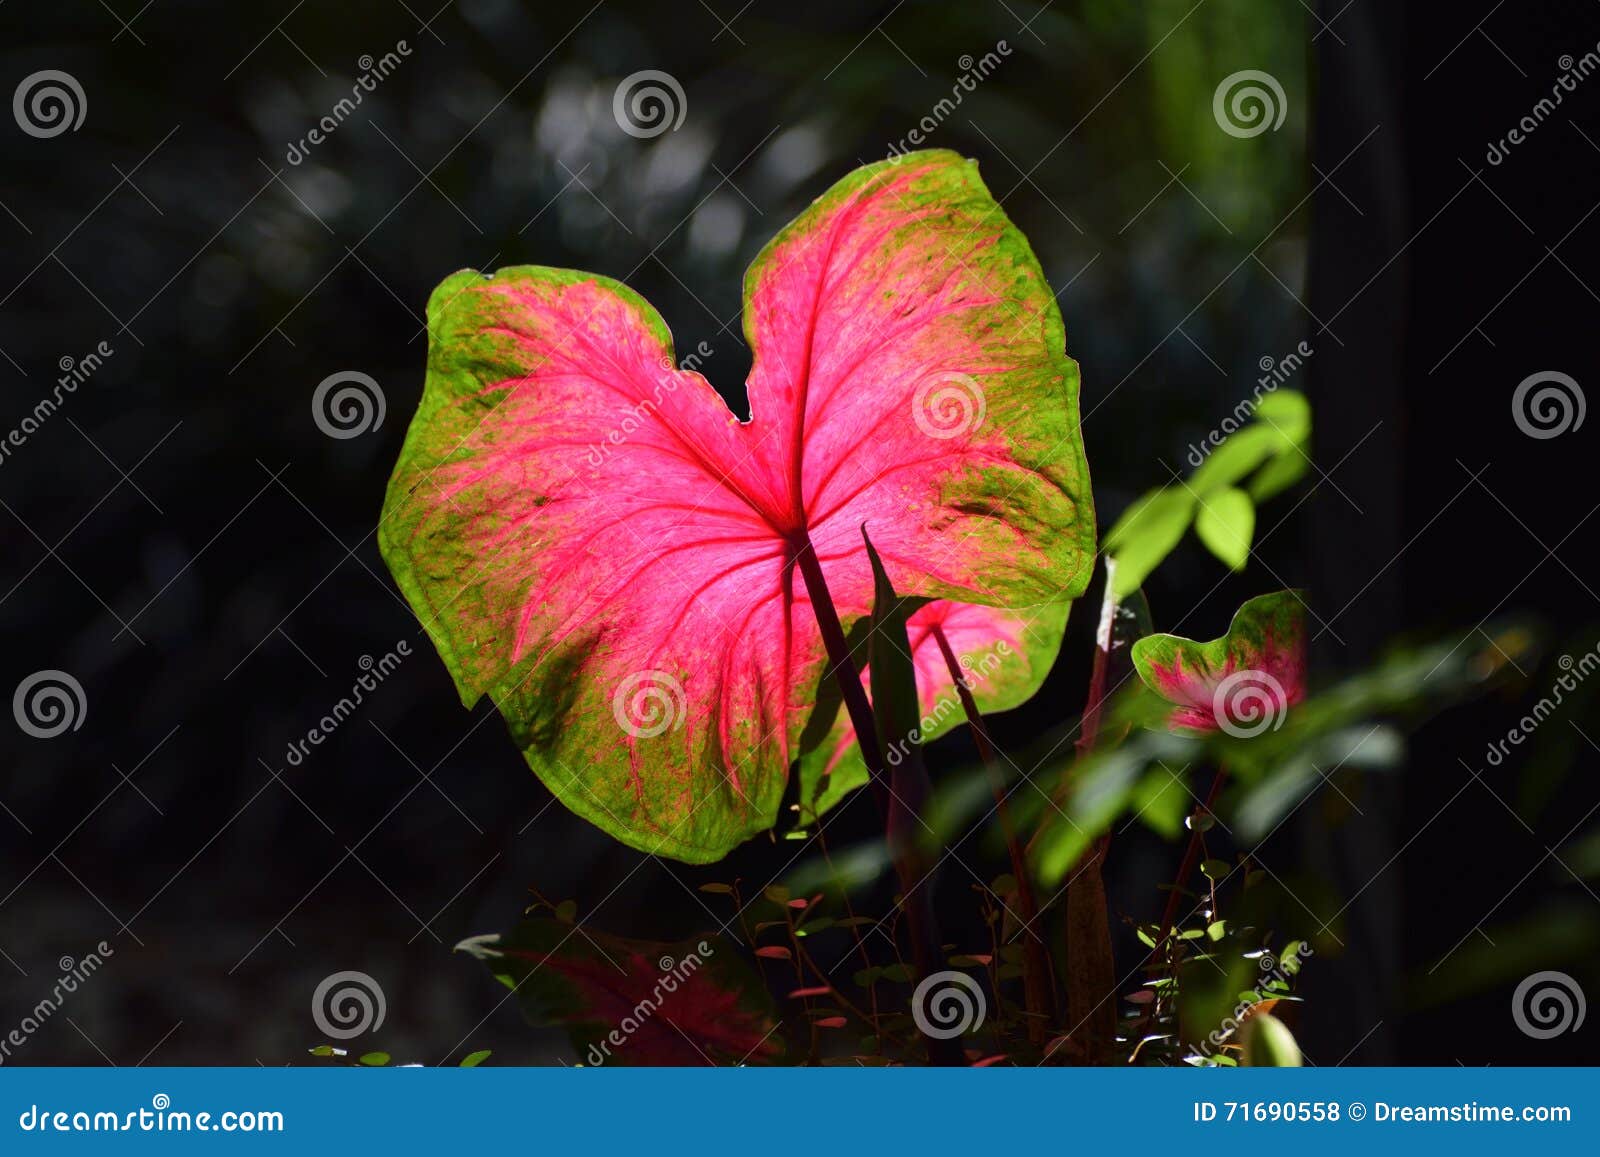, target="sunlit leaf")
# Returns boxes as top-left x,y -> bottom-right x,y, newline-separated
380,151 -> 1094,862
